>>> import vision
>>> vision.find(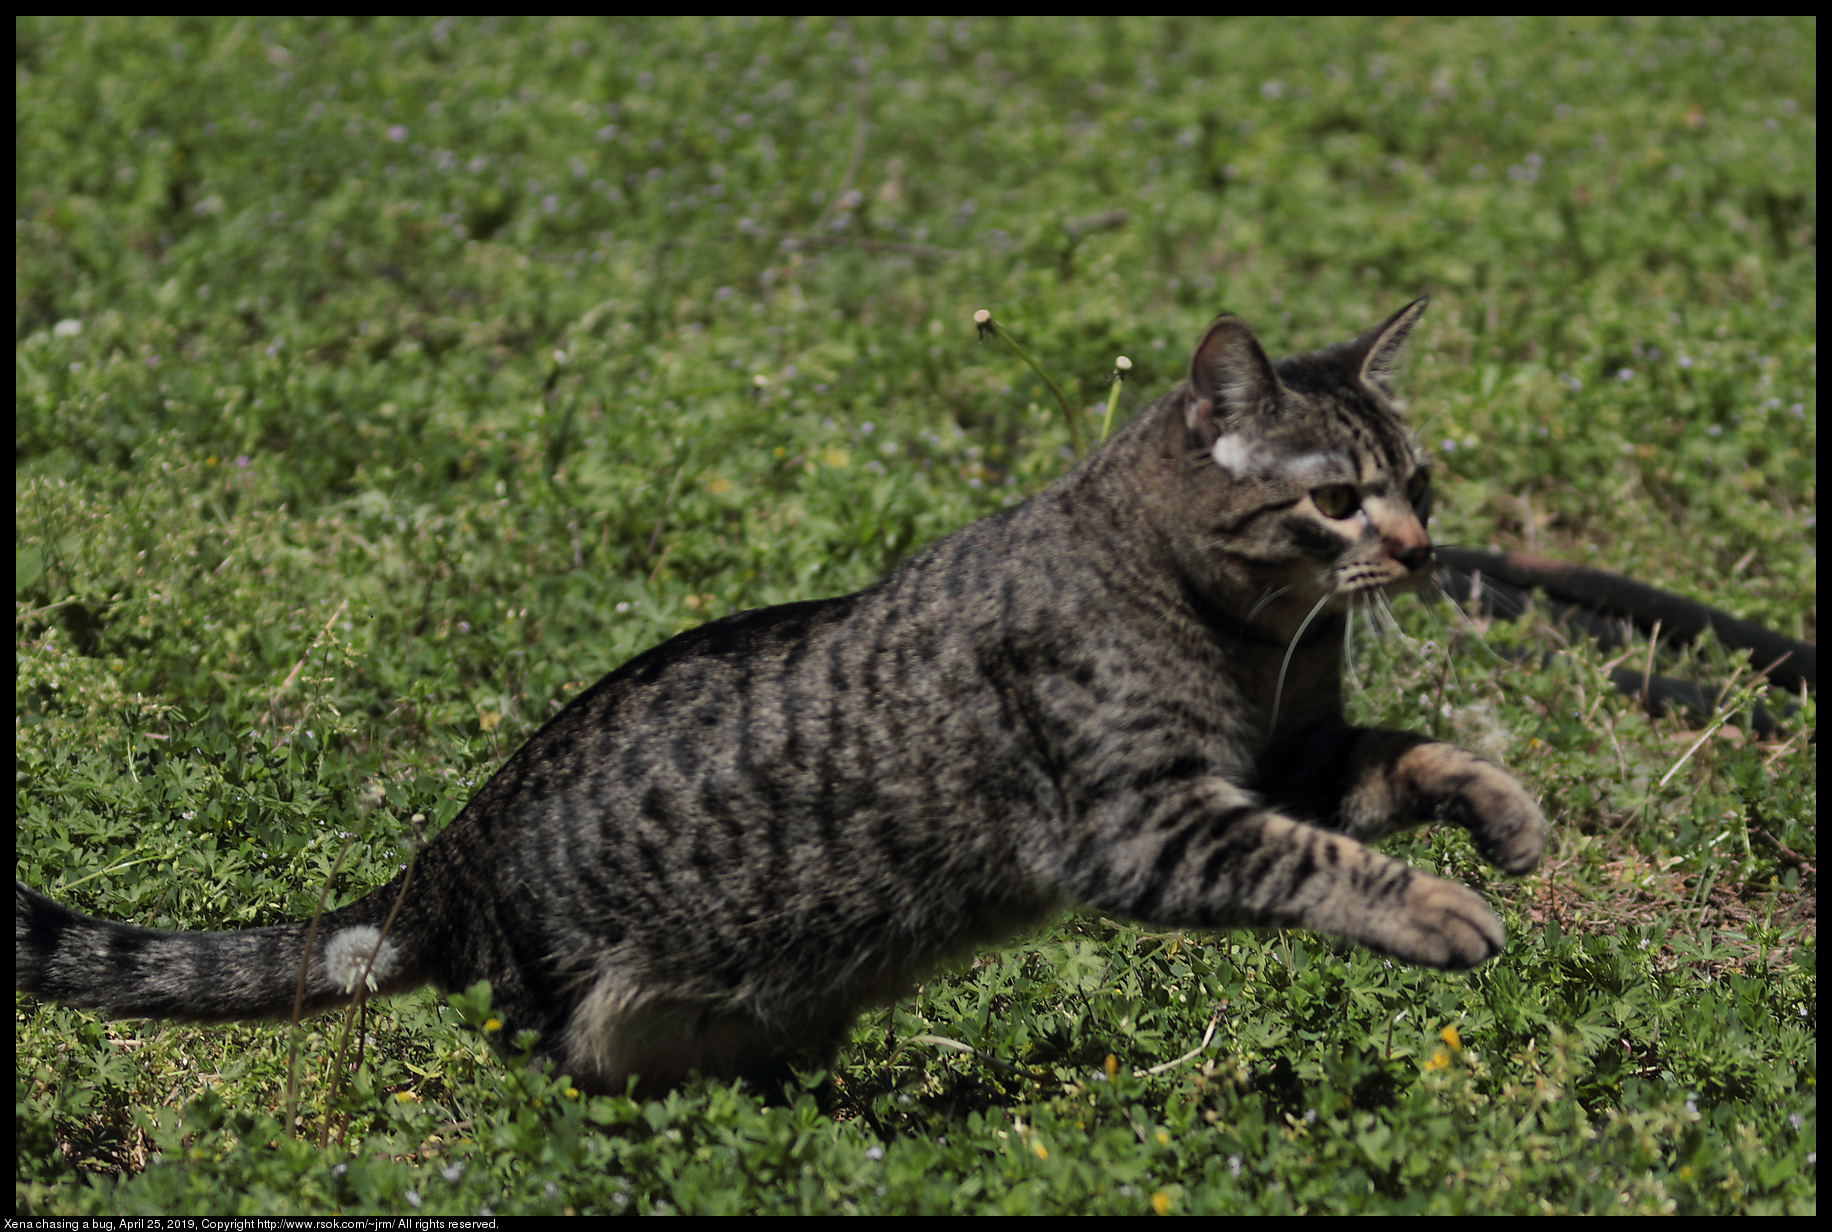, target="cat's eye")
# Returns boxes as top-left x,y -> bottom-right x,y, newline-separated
1405,471 -> 1429,506
1311,484 -> 1358,519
